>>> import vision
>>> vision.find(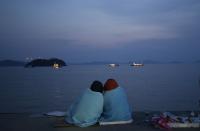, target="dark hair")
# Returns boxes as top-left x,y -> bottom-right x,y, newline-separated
90,80 -> 103,93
